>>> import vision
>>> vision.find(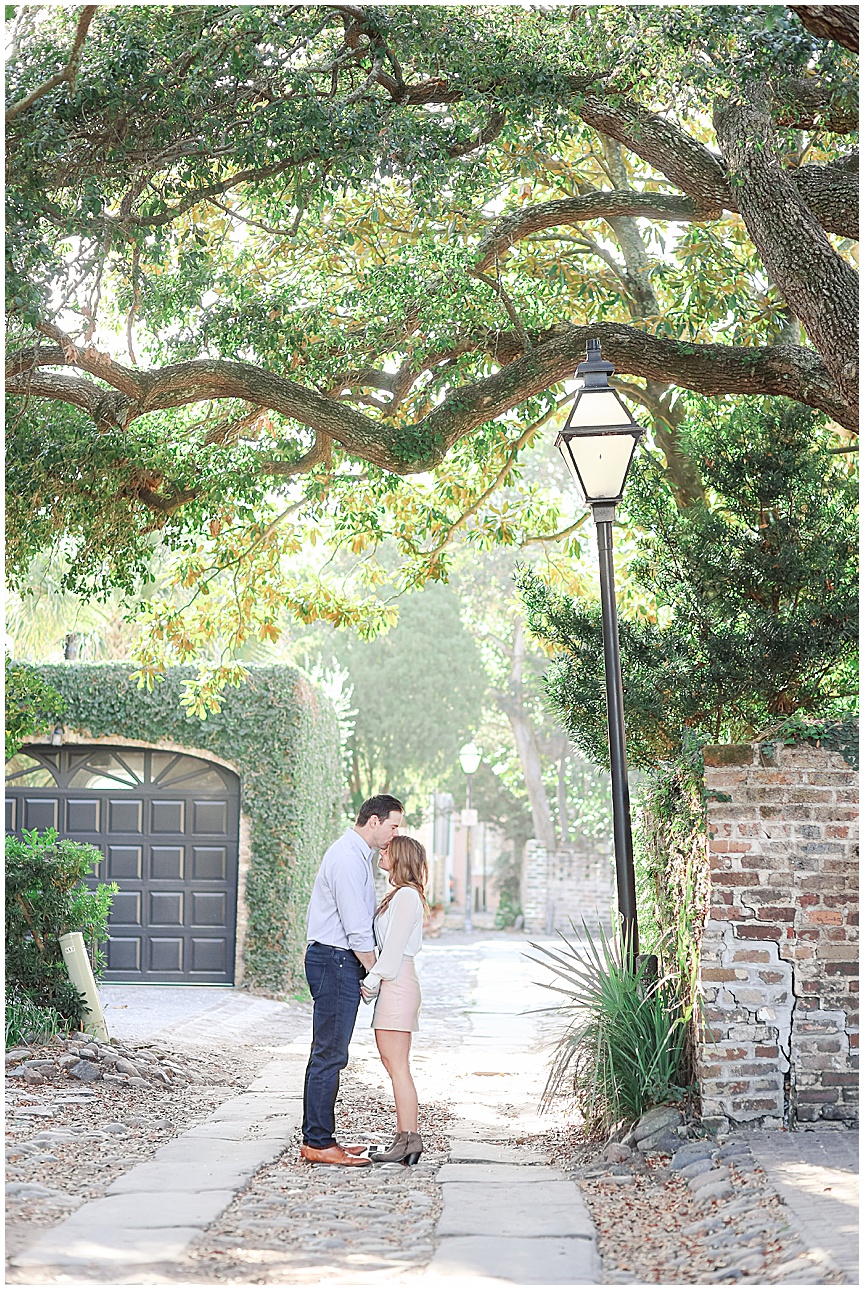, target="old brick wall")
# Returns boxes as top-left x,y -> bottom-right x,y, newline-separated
698,740 -> 858,1131
521,838 -> 616,936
